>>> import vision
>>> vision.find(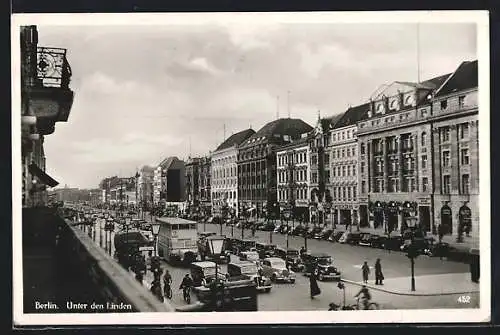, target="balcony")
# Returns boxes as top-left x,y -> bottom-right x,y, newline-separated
26,47 -> 74,135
